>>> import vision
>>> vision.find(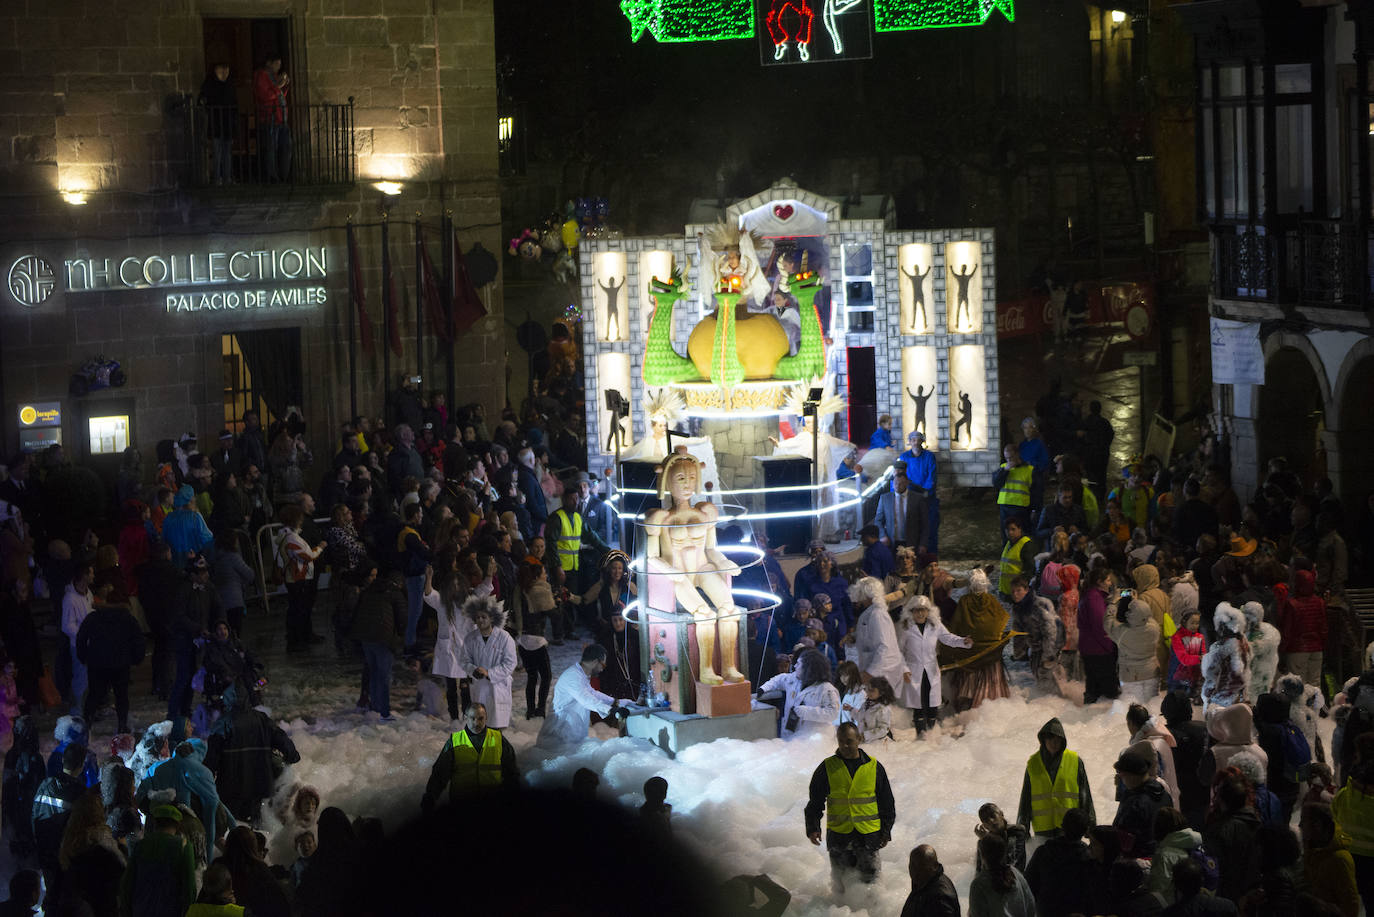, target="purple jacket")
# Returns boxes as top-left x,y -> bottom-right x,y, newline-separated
1077,586 -> 1115,655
